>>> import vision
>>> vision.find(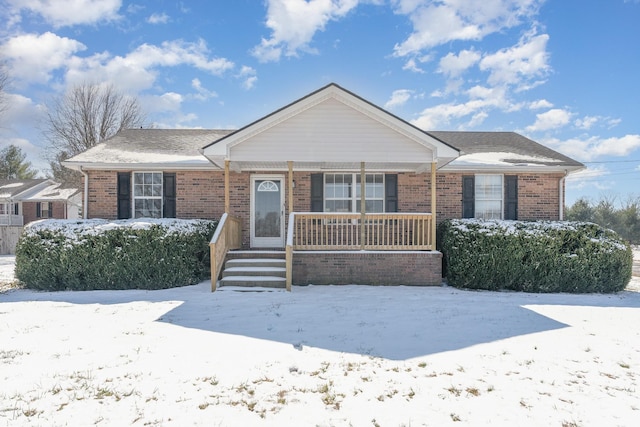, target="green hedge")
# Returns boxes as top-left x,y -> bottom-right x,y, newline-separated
438,219 -> 632,293
15,219 -> 217,291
